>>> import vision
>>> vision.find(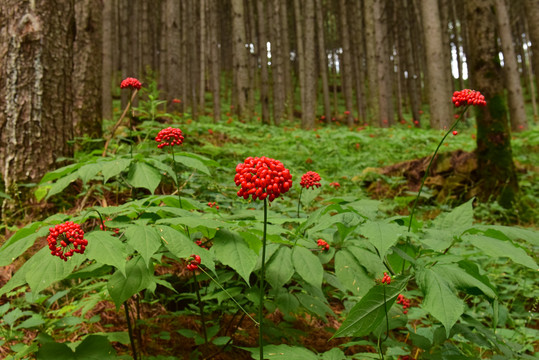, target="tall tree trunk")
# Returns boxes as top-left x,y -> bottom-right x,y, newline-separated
315,0 -> 331,124
293,0 -> 306,122
494,0 -> 528,131
280,0 -> 294,120
364,0 -> 380,125
421,0 -> 453,129
102,0 -> 113,120
338,0 -> 355,126
302,0 -> 316,129
199,0 -> 206,114
349,0 -> 367,124
402,0 -> 421,126
466,0 -> 518,207
231,0 -> 250,120
0,0 -> 75,205
73,0 -> 103,144
208,0 -> 221,123
270,0 -> 285,124
257,0 -> 270,124
164,0 -> 181,109
373,0 -> 392,126
524,0 -> 539,106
